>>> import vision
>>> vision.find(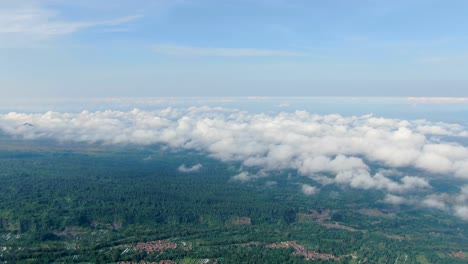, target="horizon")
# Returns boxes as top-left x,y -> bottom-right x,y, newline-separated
1,2 -> 468,262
